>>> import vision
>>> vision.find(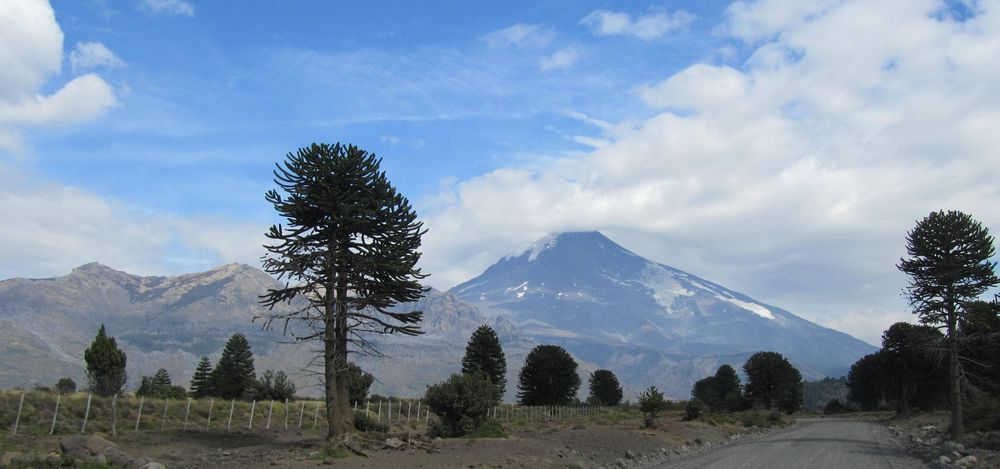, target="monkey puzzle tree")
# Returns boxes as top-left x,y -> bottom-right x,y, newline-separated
588,369 -> 623,406
462,325 -> 507,404
259,142 -> 427,439
517,345 -> 581,406
898,210 -> 998,439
